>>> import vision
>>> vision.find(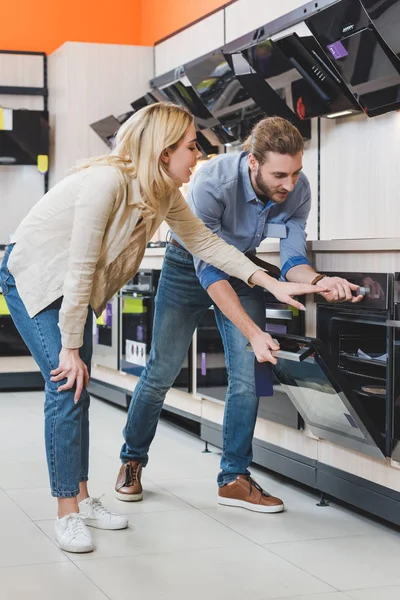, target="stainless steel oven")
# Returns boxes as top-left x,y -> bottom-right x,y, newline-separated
270,272 -> 394,459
